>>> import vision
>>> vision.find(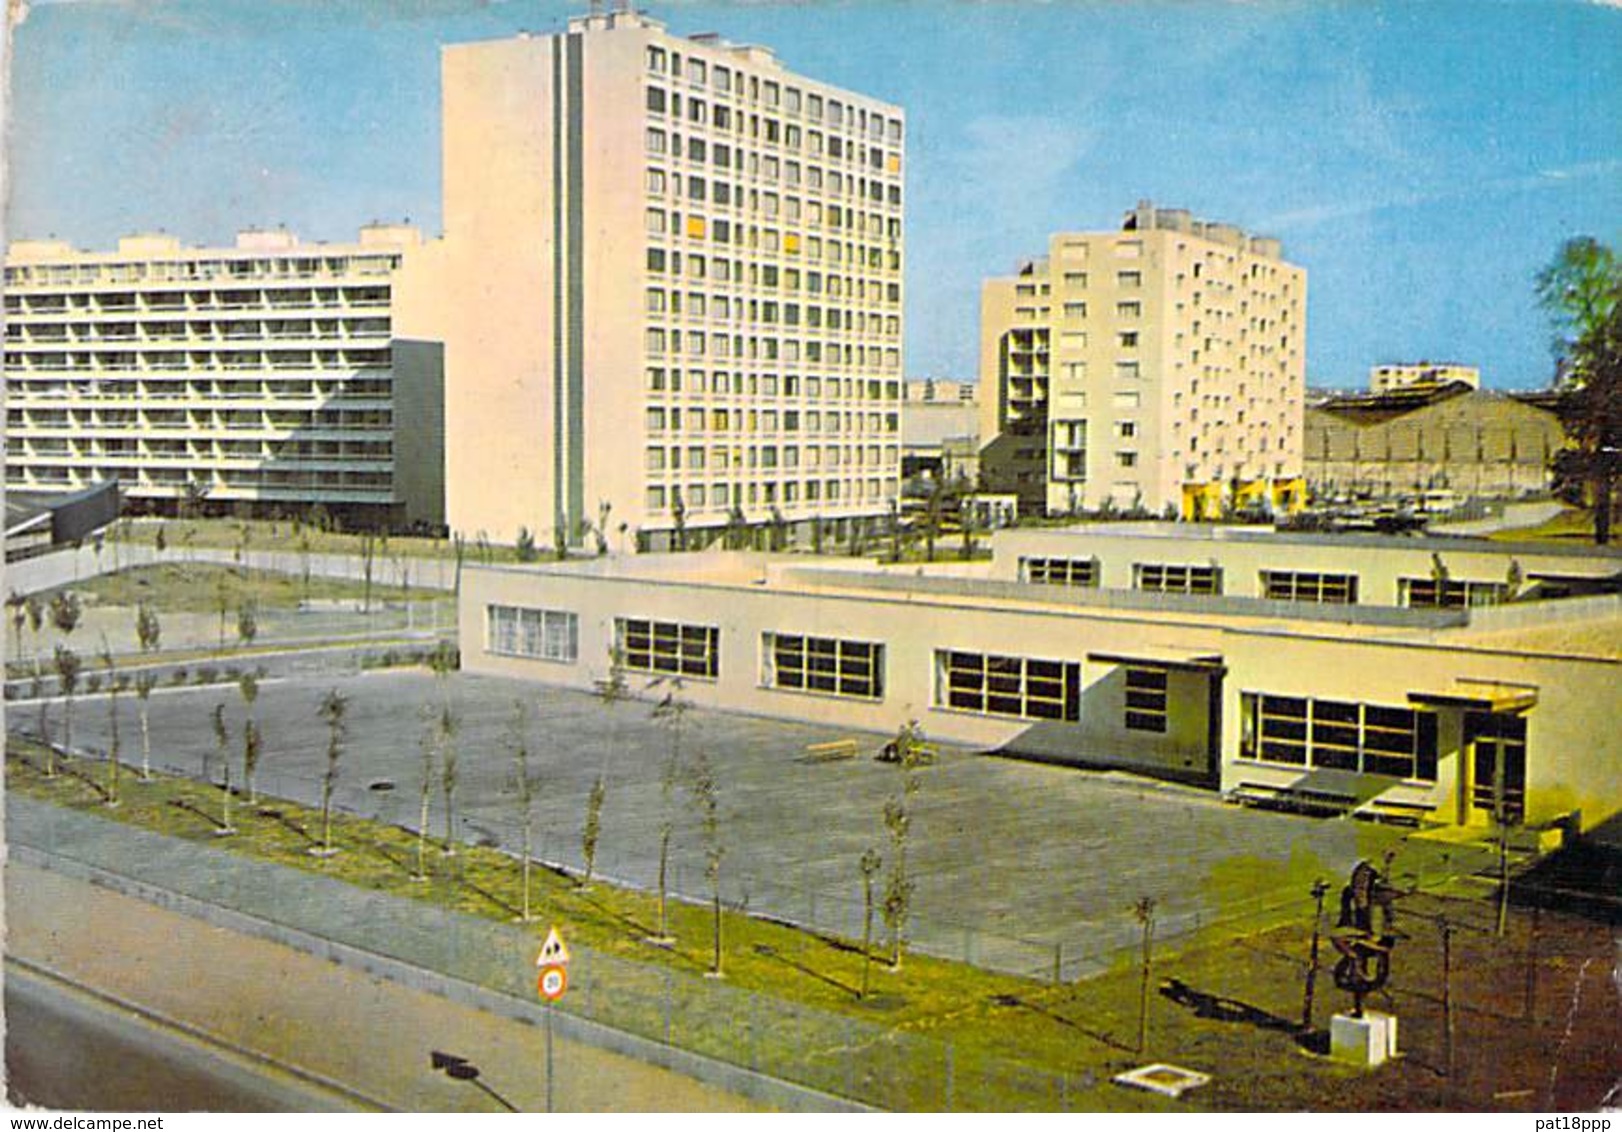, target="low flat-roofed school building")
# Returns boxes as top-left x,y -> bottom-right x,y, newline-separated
459,525 -> 1622,844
